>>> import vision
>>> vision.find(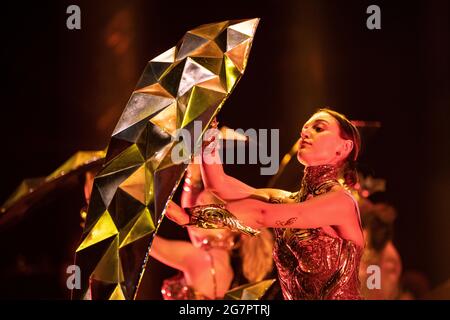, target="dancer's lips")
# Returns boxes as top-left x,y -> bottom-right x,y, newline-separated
299,140 -> 312,149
